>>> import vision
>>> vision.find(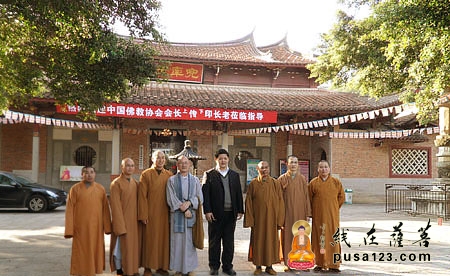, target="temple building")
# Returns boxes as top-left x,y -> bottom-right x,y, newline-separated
0,33 -> 438,202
